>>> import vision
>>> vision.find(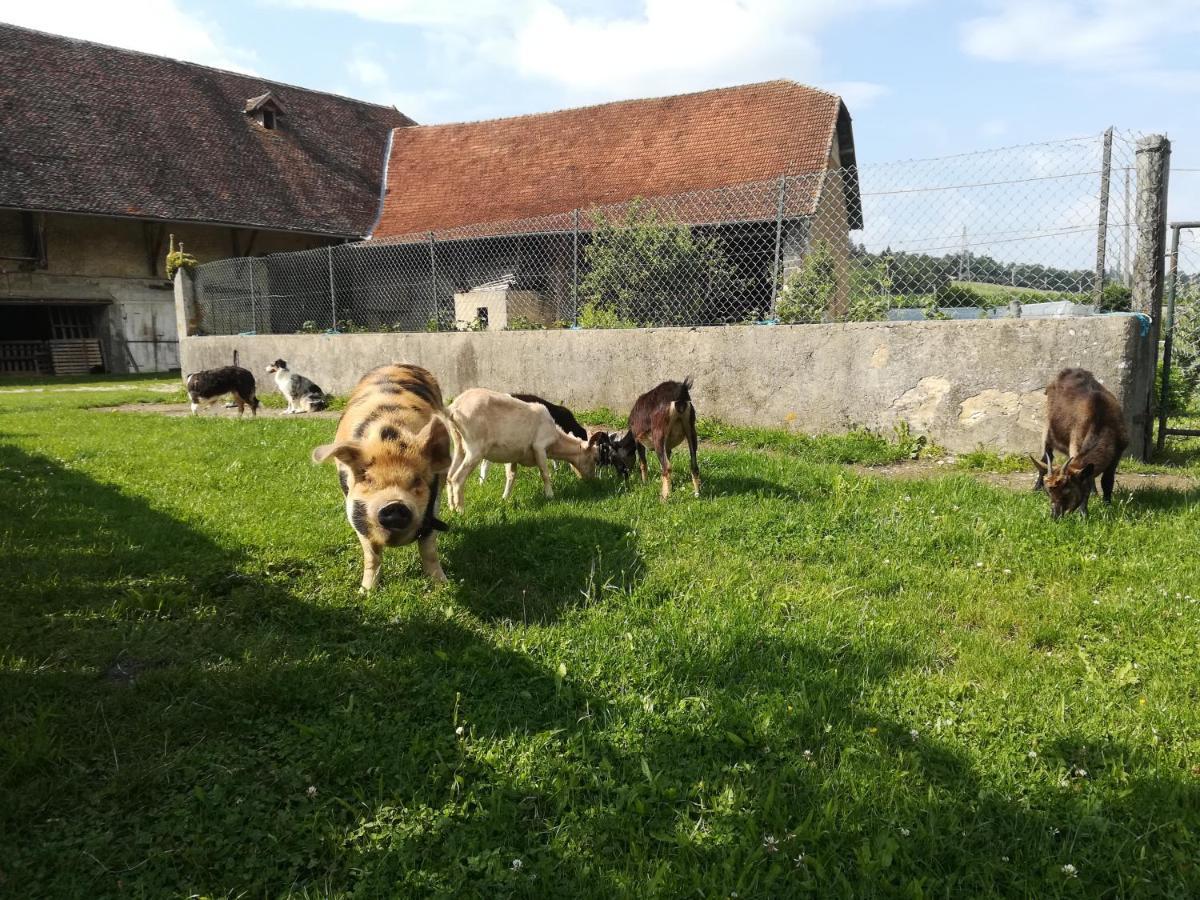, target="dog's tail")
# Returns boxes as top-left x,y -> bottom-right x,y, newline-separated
308,392 -> 329,412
